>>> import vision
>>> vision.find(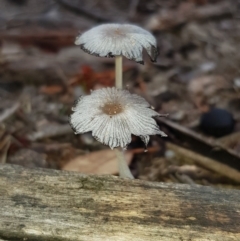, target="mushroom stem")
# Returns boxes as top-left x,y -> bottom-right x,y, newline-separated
115,148 -> 134,179
115,56 -> 133,179
115,56 -> 123,89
